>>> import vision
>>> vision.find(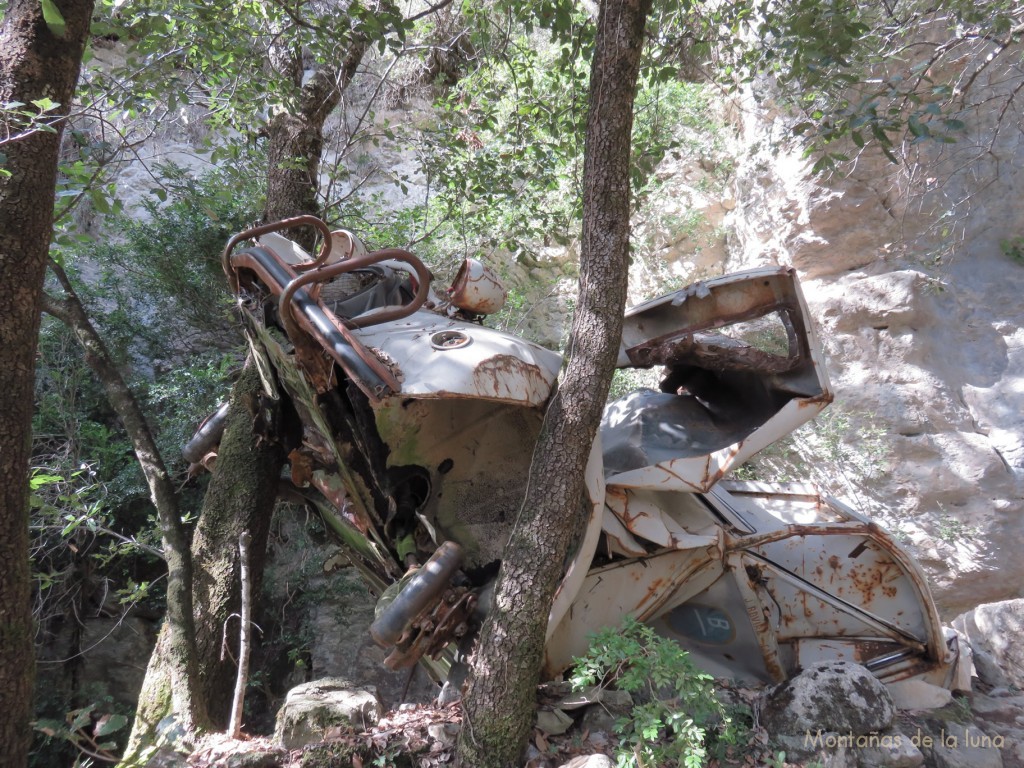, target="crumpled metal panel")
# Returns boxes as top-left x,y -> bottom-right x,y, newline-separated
353,310 -> 562,407
547,434 -> 607,641
373,396 -> 547,570
602,267 -> 833,491
544,547 -> 723,676
555,479 -> 955,687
